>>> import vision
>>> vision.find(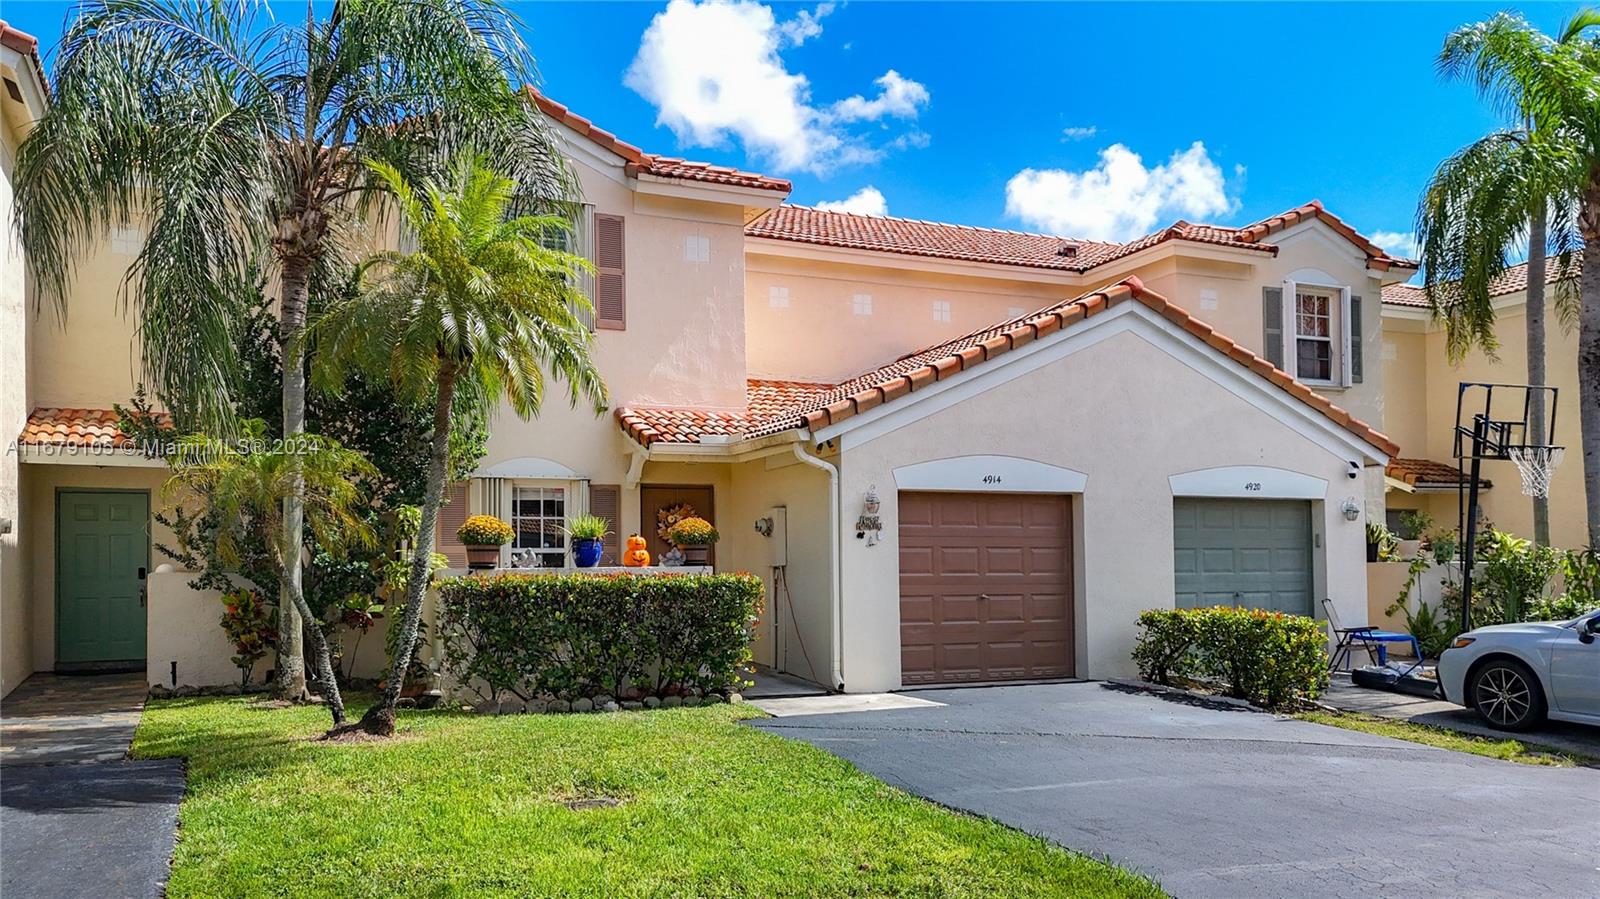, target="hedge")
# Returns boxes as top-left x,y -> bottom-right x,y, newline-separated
437,572 -> 763,702
1132,606 -> 1328,708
